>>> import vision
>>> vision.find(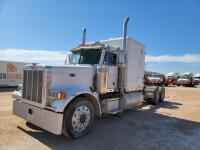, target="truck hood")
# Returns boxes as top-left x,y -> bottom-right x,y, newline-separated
48,65 -> 95,91
177,78 -> 190,82
148,77 -> 162,81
